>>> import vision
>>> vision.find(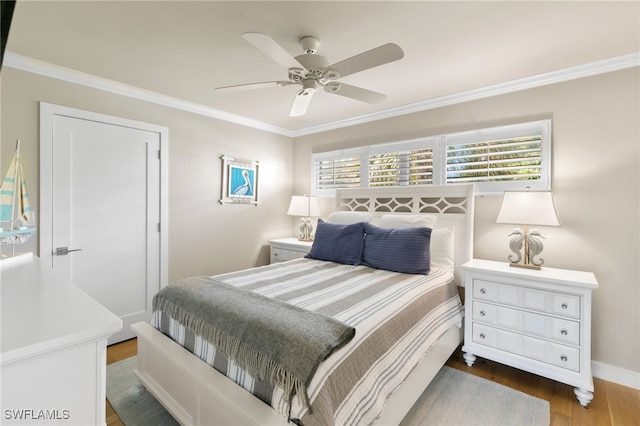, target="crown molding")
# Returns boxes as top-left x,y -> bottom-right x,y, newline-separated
3,52 -> 294,137
292,52 -> 640,137
4,51 -> 638,138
